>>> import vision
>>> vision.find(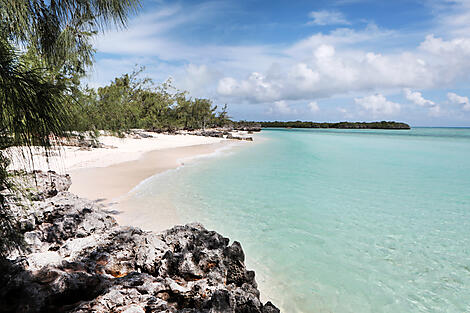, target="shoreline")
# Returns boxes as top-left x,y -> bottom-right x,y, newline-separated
68,141 -> 233,203
7,131 -> 279,305
7,132 -> 236,205
1,170 -> 280,312
70,140 -> 239,231
4,131 -> 283,312
54,132 -> 253,232
7,132 -> 228,173
7,132 -> 244,229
